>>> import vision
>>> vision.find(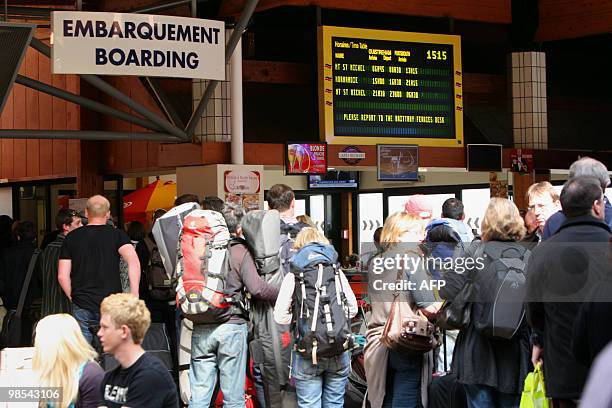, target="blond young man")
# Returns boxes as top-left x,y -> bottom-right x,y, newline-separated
59,195 -> 140,343
98,293 -> 178,408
